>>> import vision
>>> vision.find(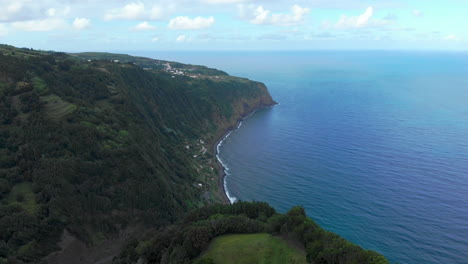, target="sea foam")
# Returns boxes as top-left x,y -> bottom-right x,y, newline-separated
216,111 -> 257,204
